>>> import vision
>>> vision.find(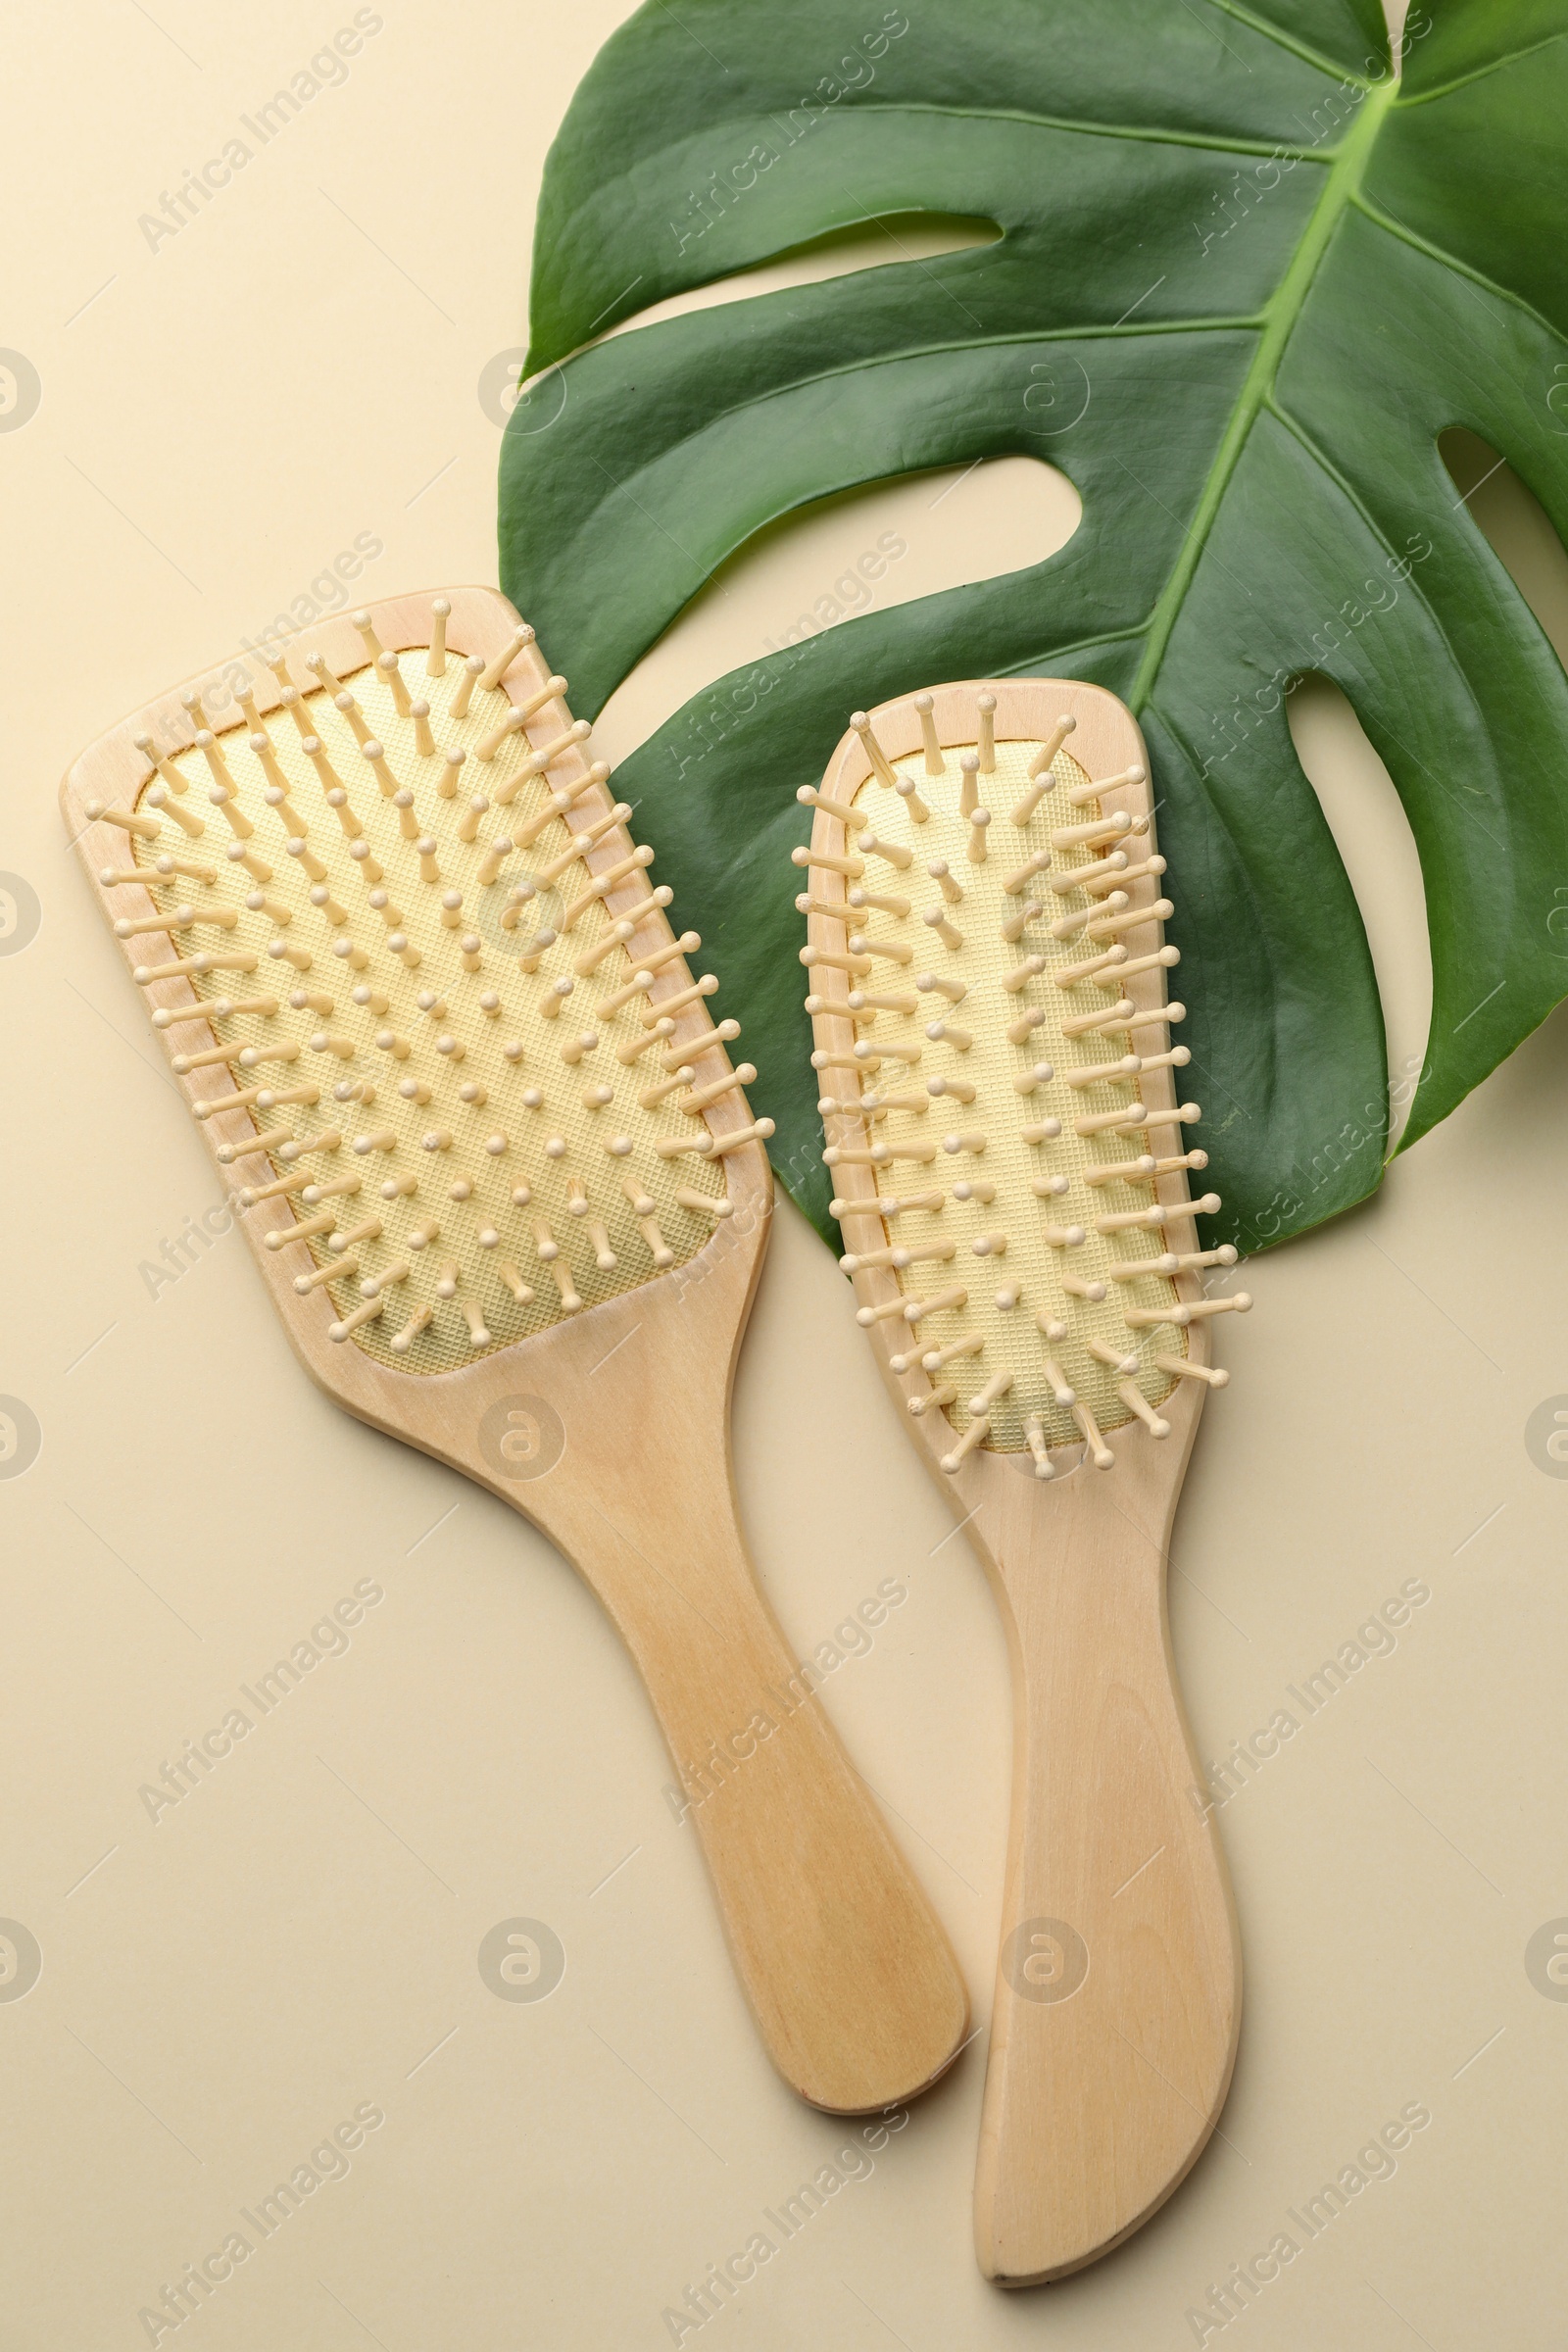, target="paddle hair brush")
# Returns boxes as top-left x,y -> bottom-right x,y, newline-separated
63,587 -> 969,2115
795,678 -> 1250,2267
